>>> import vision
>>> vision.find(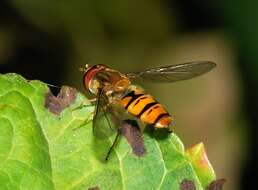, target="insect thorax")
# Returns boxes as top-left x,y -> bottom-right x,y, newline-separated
88,67 -> 131,95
